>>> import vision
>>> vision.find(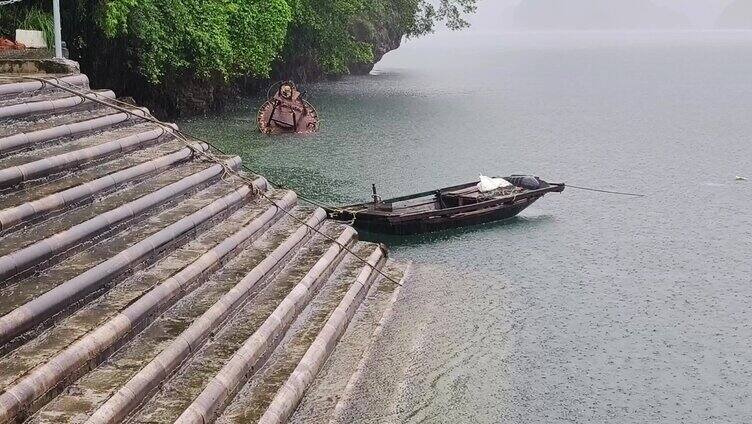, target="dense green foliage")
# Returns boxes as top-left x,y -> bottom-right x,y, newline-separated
0,2 -> 53,47
19,8 -> 54,47
285,0 -> 374,75
96,0 -> 476,82
1,0 -> 475,116
2,0 -> 475,83
101,0 -> 292,83
429,0 -> 479,31
279,0 -> 477,75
